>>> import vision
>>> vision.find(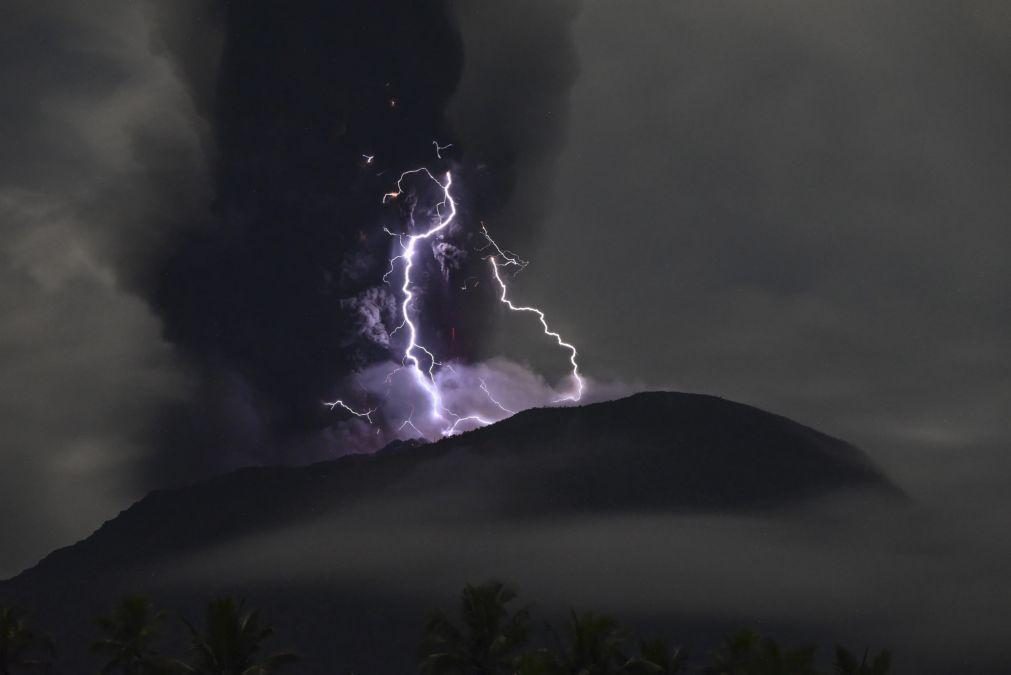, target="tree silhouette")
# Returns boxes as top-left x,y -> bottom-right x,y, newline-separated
513,649 -> 563,675
704,629 -> 817,675
91,595 -> 170,675
177,598 -> 296,675
557,610 -> 629,675
0,606 -> 53,675
833,646 -> 891,675
419,581 -> 531,675
623,638 -> 685,675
